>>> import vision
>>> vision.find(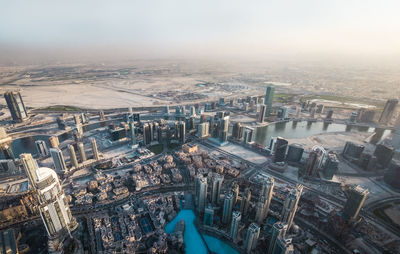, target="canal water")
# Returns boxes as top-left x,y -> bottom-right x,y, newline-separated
254,121 -> 392,147
165,209 -> 238,254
